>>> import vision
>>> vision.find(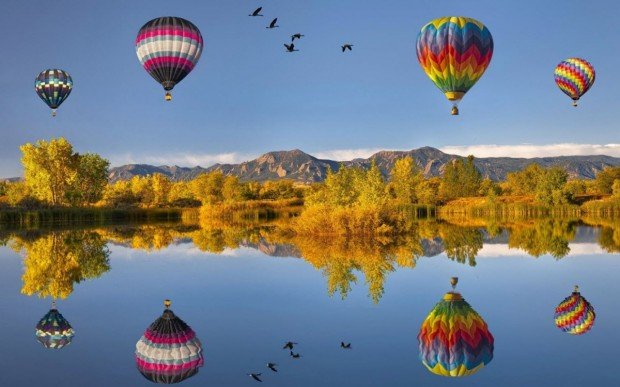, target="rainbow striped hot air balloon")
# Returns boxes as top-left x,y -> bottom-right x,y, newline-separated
35,303 -> 75,349
554,58 -> 595,107
34,69 -> 73,117
416,17 -> 494,115
135,17 -> 204,101
135,300 -> 204,384
418,278 -> 494,377
554,286 -> 596,335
